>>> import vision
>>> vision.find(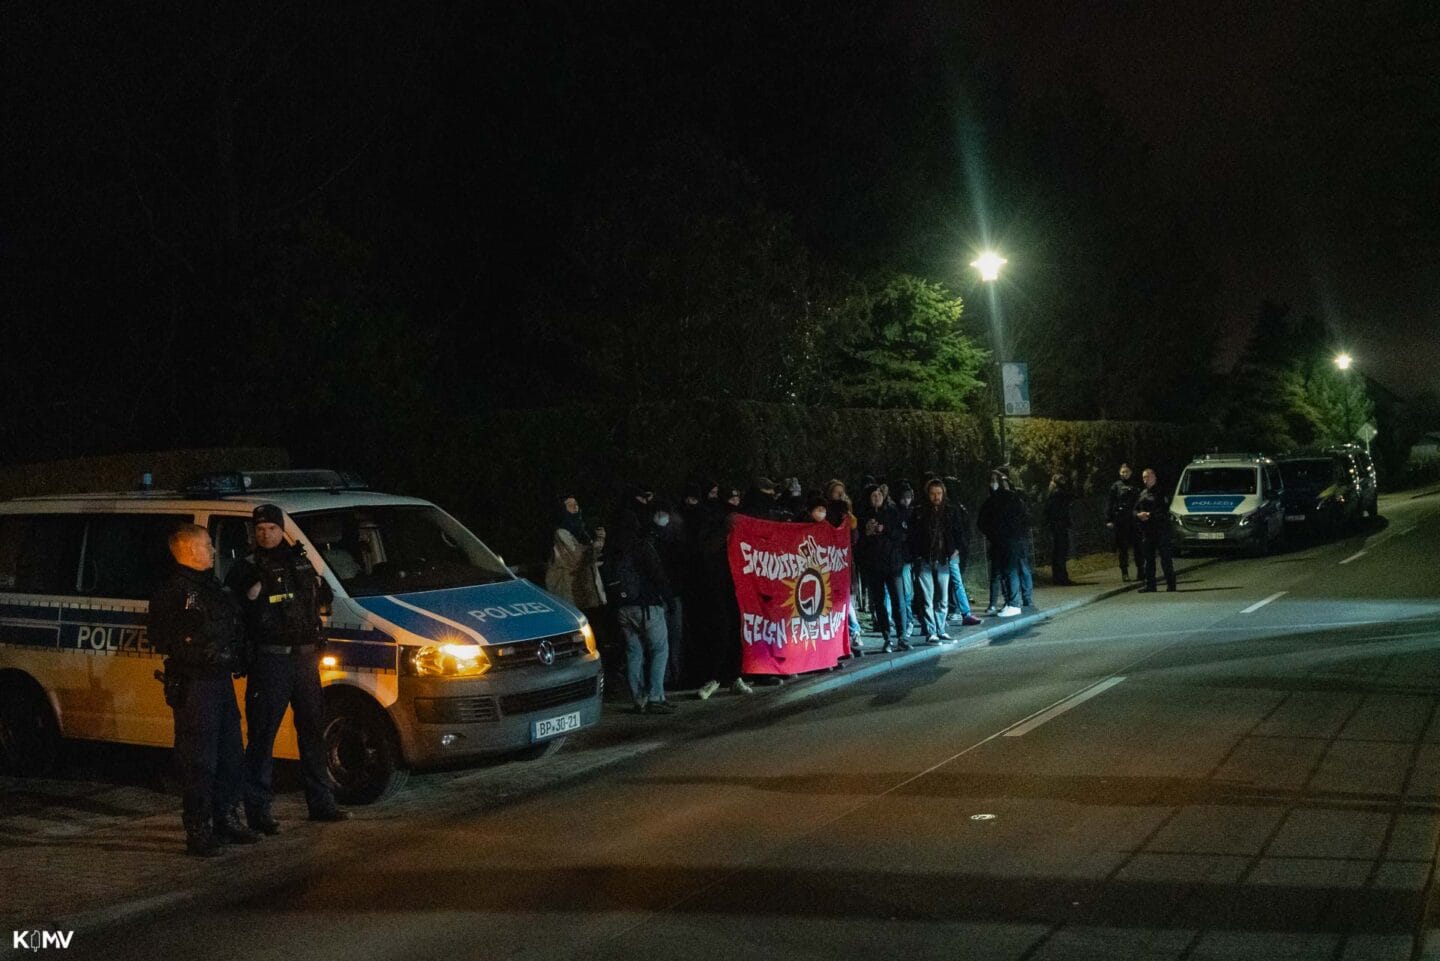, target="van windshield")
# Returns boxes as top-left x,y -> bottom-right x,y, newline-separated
1180,468 -> 1257,495
293,506 -> 513,597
